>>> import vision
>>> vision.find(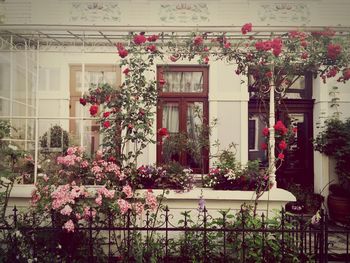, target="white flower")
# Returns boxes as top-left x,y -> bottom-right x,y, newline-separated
0,177 -> 11,184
